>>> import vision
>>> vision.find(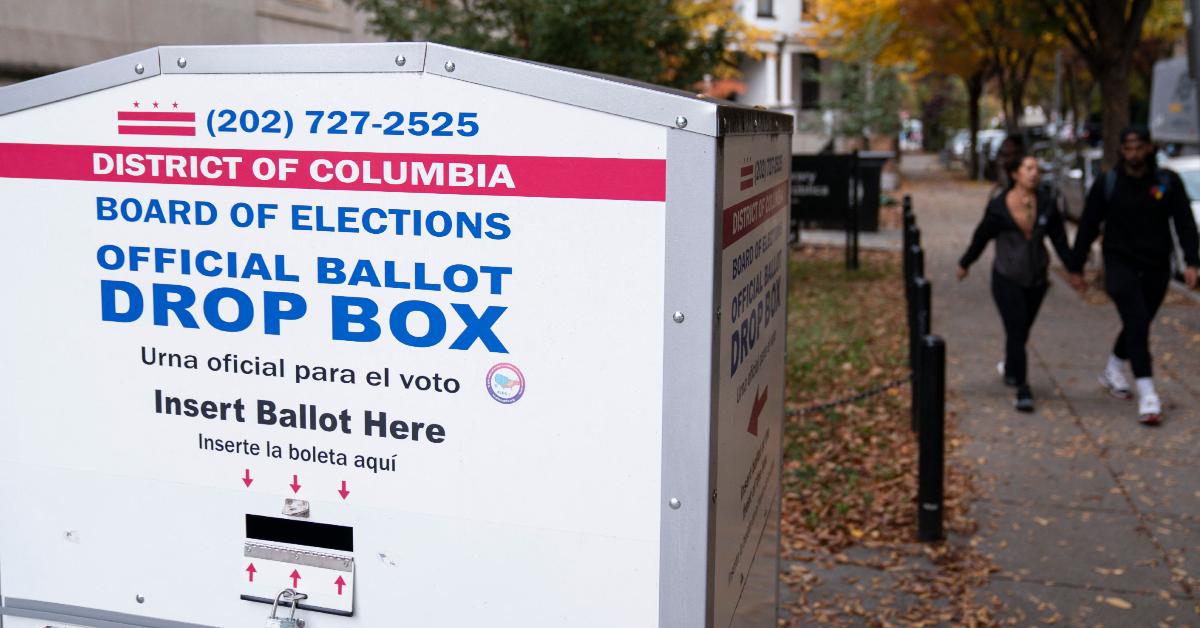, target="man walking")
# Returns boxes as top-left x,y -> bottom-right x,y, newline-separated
1067,125 -> 1200,425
